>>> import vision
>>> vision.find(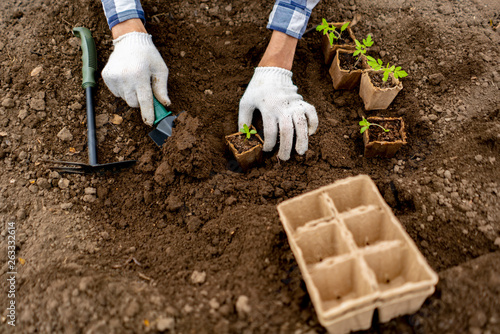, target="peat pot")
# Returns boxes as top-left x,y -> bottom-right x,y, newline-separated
225,125 -> 264,171
363,117 -> 407,158
359,70 -> 403,110
329,48 -> 368,90
321,21 -> 357,65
